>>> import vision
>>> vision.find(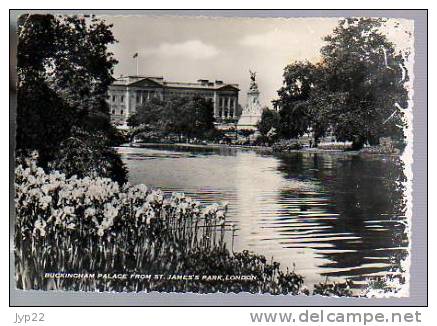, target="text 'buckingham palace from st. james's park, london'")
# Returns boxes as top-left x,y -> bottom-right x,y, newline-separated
108,75 -> 240,126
